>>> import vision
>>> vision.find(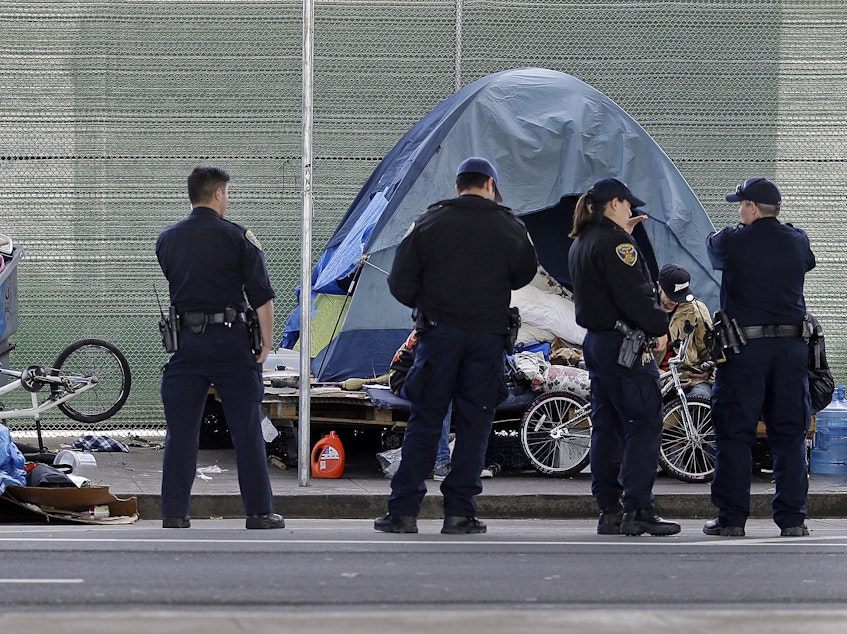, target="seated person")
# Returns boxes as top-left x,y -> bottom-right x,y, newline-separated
653,264 -> 714,400
389,330 -> 452,480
